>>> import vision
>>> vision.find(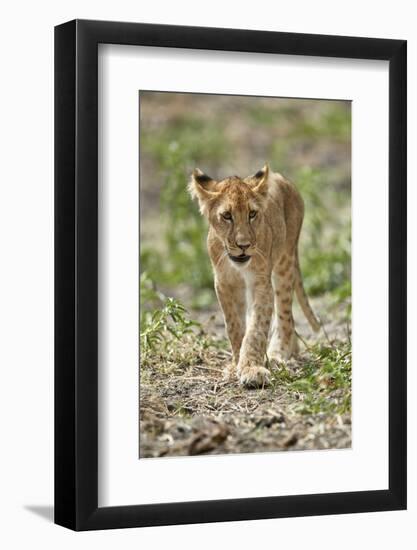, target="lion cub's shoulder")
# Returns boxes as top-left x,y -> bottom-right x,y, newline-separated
267,171 -> 304,213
